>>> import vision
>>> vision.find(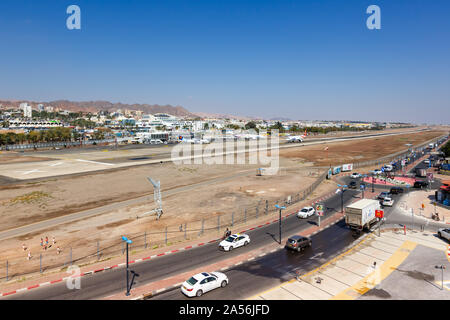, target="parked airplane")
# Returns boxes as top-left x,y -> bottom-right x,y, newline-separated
180,137 -> 210,144
234,133 -> 267,141
285,130 -> 307,143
